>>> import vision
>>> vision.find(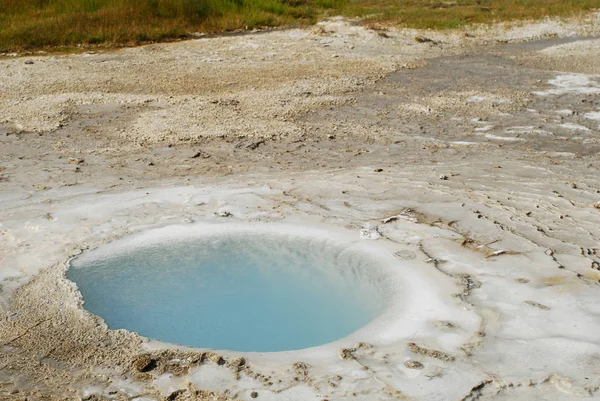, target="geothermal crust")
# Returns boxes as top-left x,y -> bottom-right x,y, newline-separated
1,13 -> 600,401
